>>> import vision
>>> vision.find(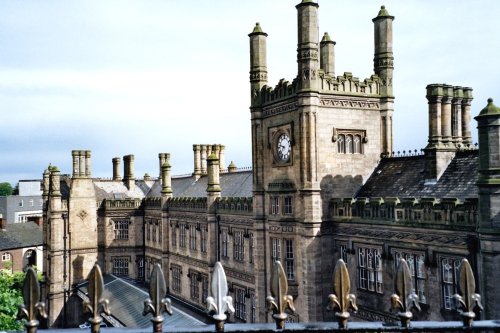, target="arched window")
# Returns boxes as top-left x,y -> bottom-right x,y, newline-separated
337,135 -> 345,153
346,135 -> 353,154
354,135 -> 361,154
